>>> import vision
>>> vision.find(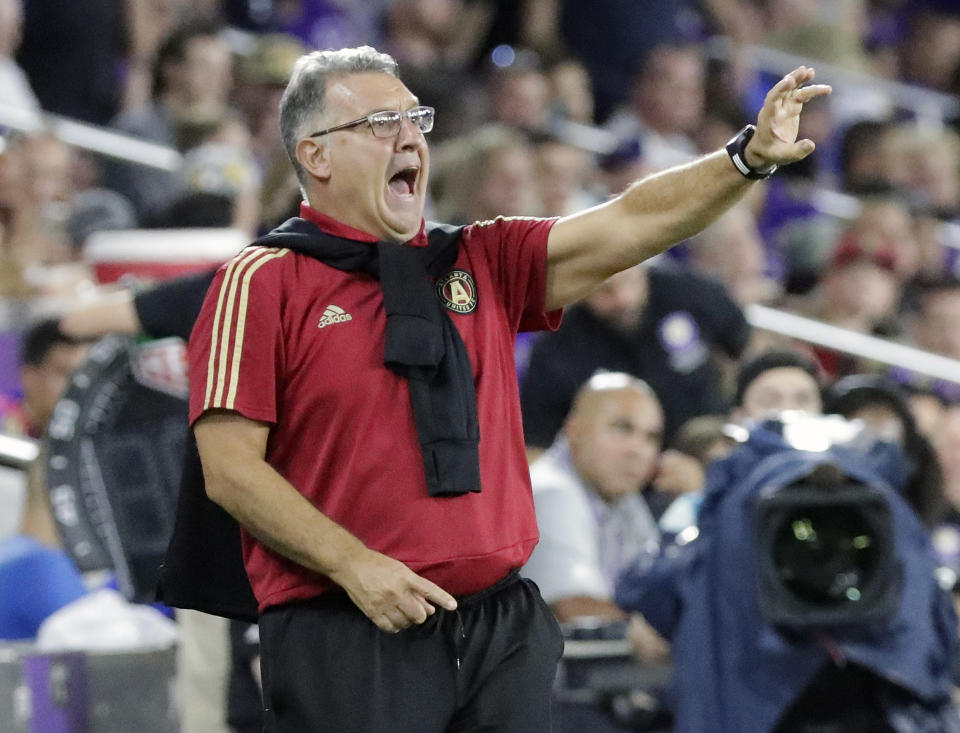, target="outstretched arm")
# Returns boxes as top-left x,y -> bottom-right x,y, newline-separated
544,66 -> 831,310
194,411 -> 458,632
59,289 -> 141,339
